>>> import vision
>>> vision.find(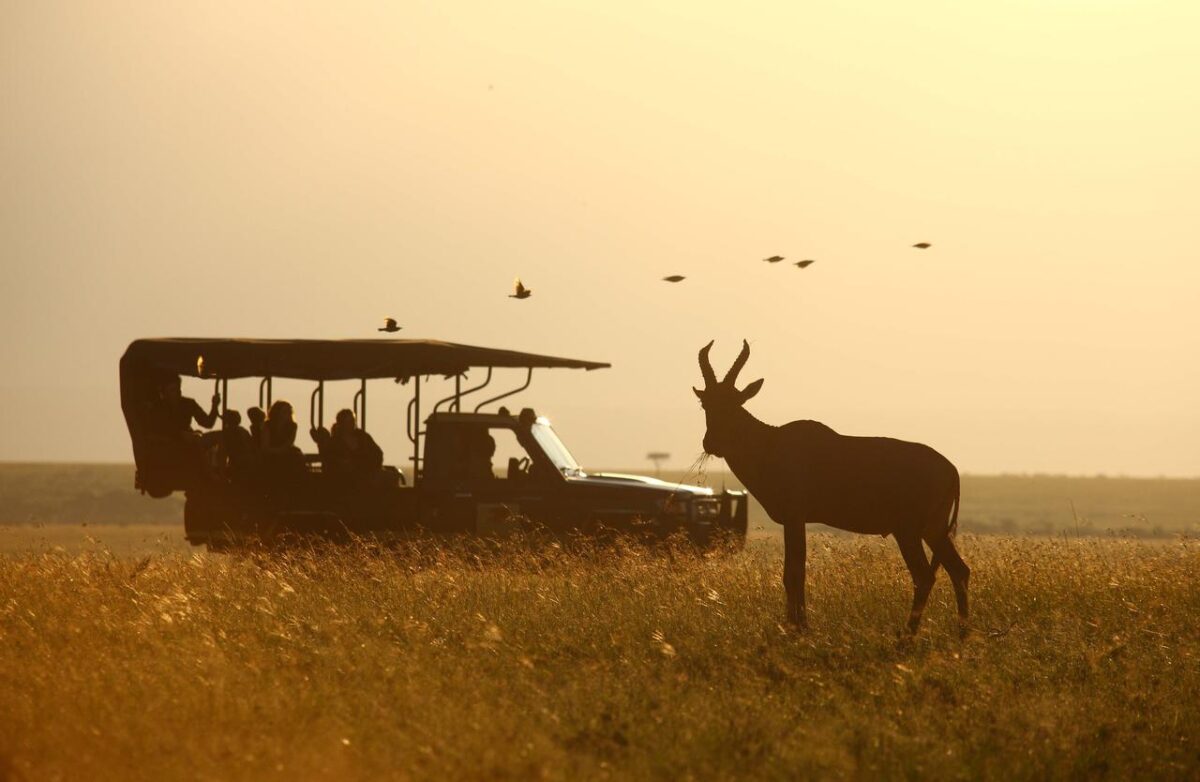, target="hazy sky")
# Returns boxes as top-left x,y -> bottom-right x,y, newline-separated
3,1 -> 1198,476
